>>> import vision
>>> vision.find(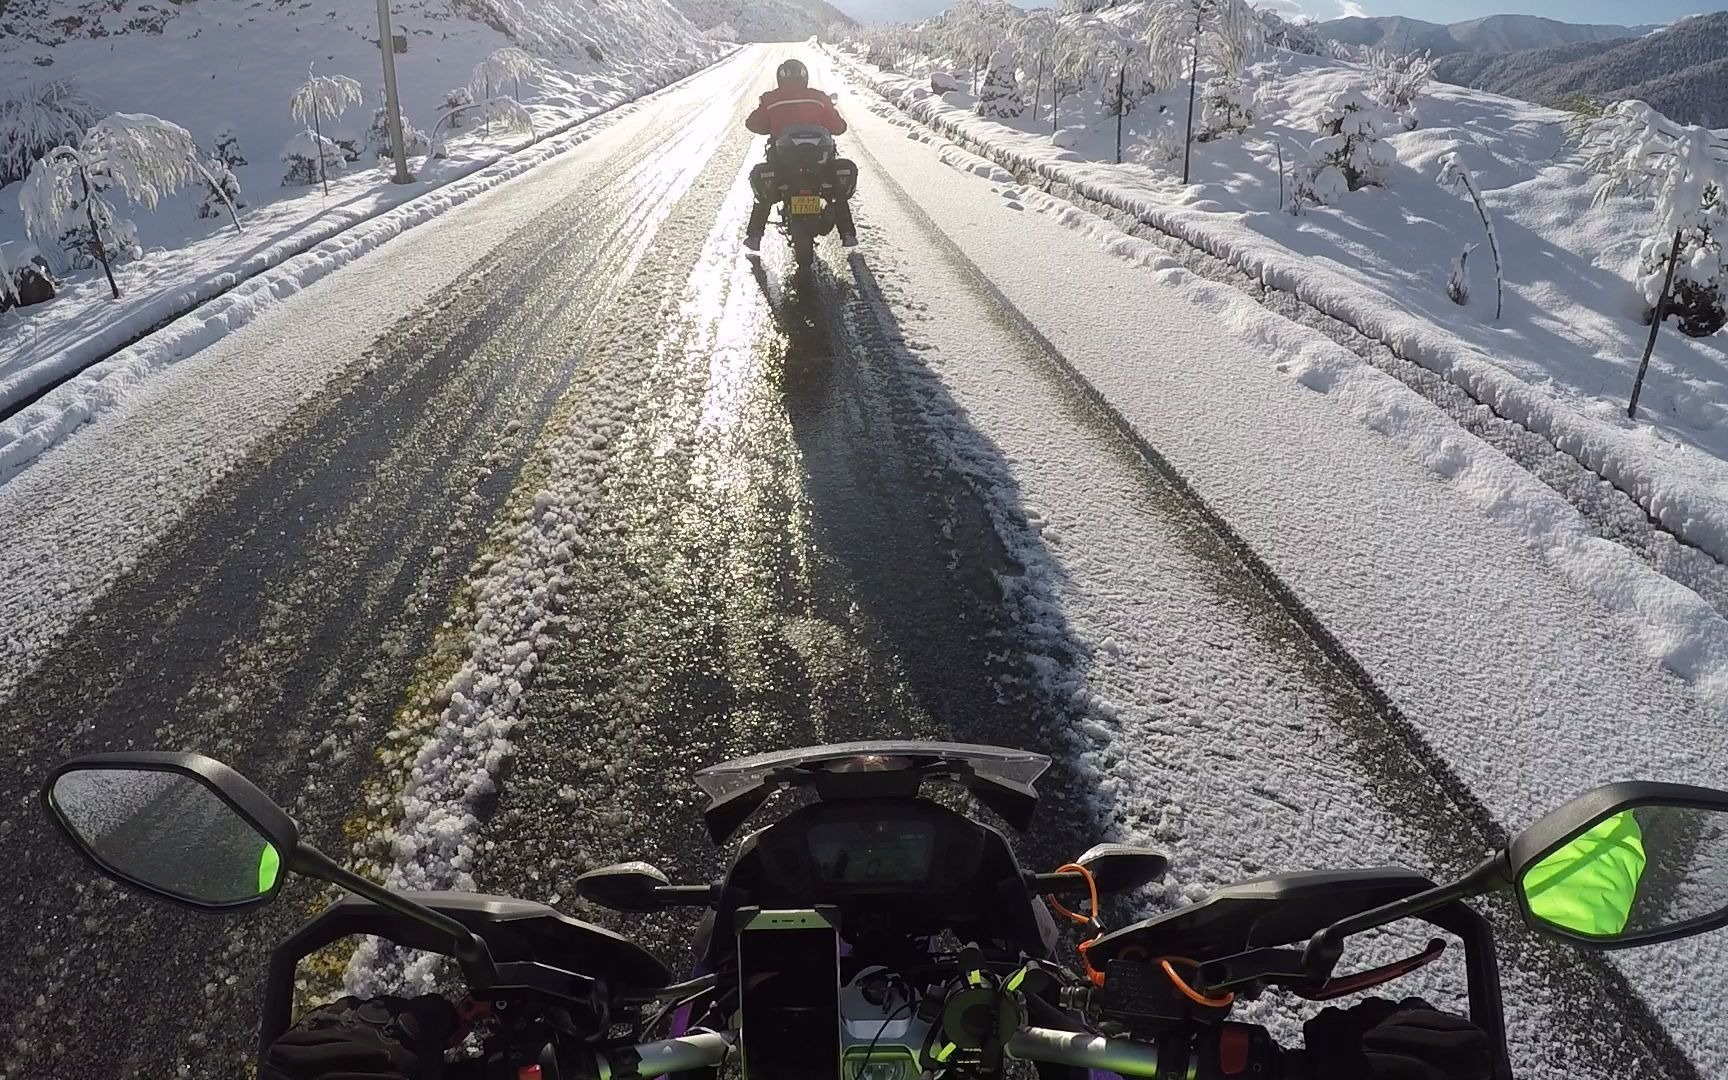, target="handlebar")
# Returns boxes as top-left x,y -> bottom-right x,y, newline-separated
598,1030 -> 737,1080
564,1025 -> 1294,1080
1006,1027 -> 1165,1077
